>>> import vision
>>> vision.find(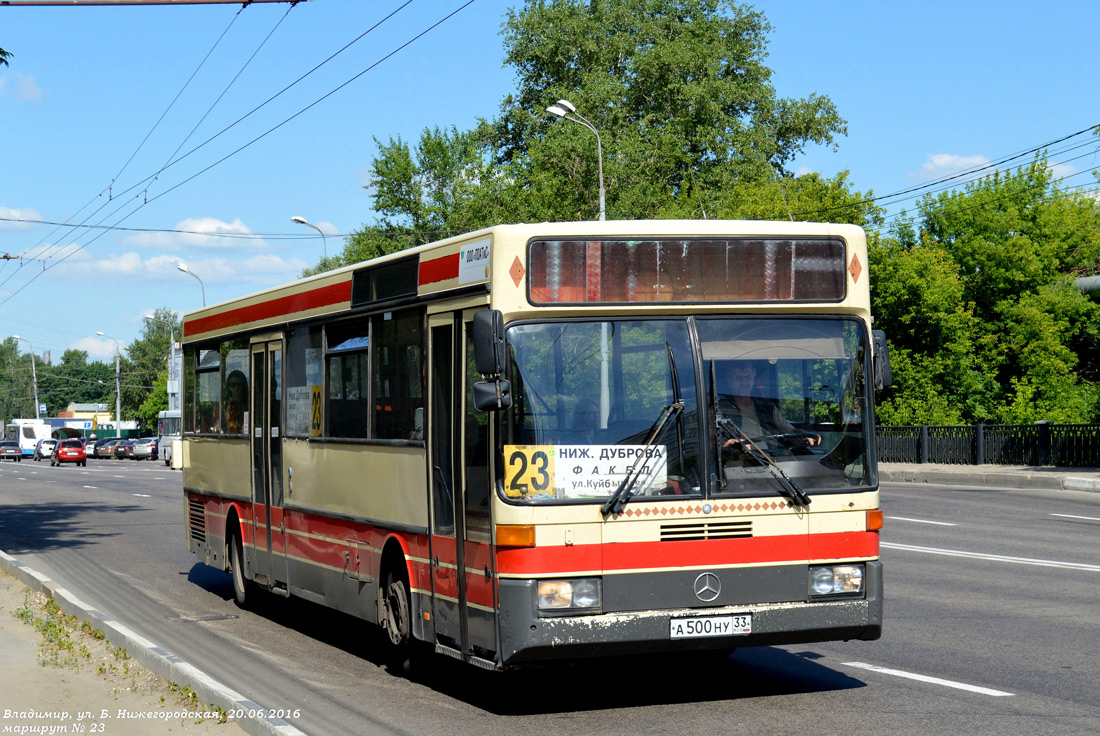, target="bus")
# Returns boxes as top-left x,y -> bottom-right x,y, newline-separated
6,419 -> 52,457
157,409 -> 181,466
181,220 -> 890,671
